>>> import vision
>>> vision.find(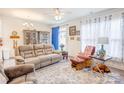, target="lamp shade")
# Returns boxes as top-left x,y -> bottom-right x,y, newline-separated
97,37 -> 109,44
